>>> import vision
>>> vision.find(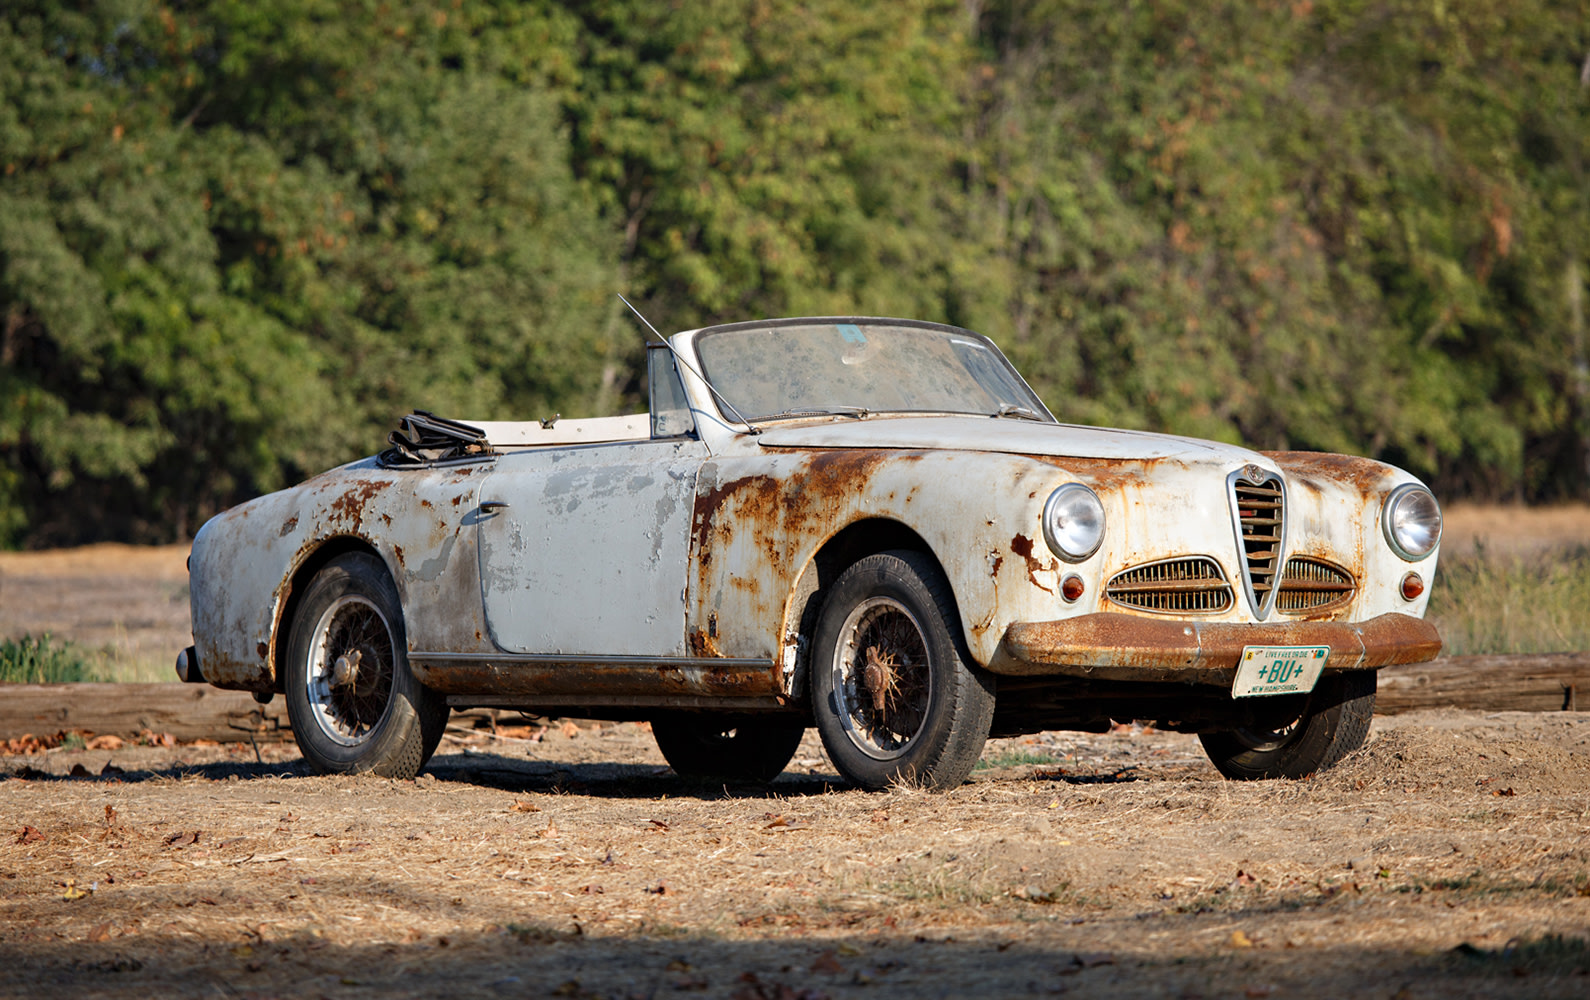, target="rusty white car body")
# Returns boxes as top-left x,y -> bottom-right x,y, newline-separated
180,317 -> 1442,788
